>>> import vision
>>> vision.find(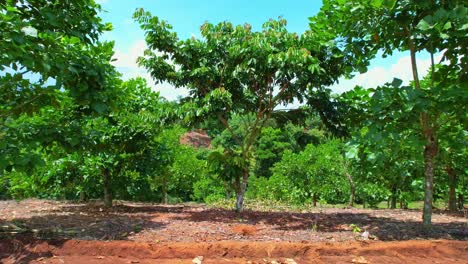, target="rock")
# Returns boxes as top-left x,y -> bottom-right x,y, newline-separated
352,256 -> 369,264
192,256 -> 204,264
361,231 -> 370,240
